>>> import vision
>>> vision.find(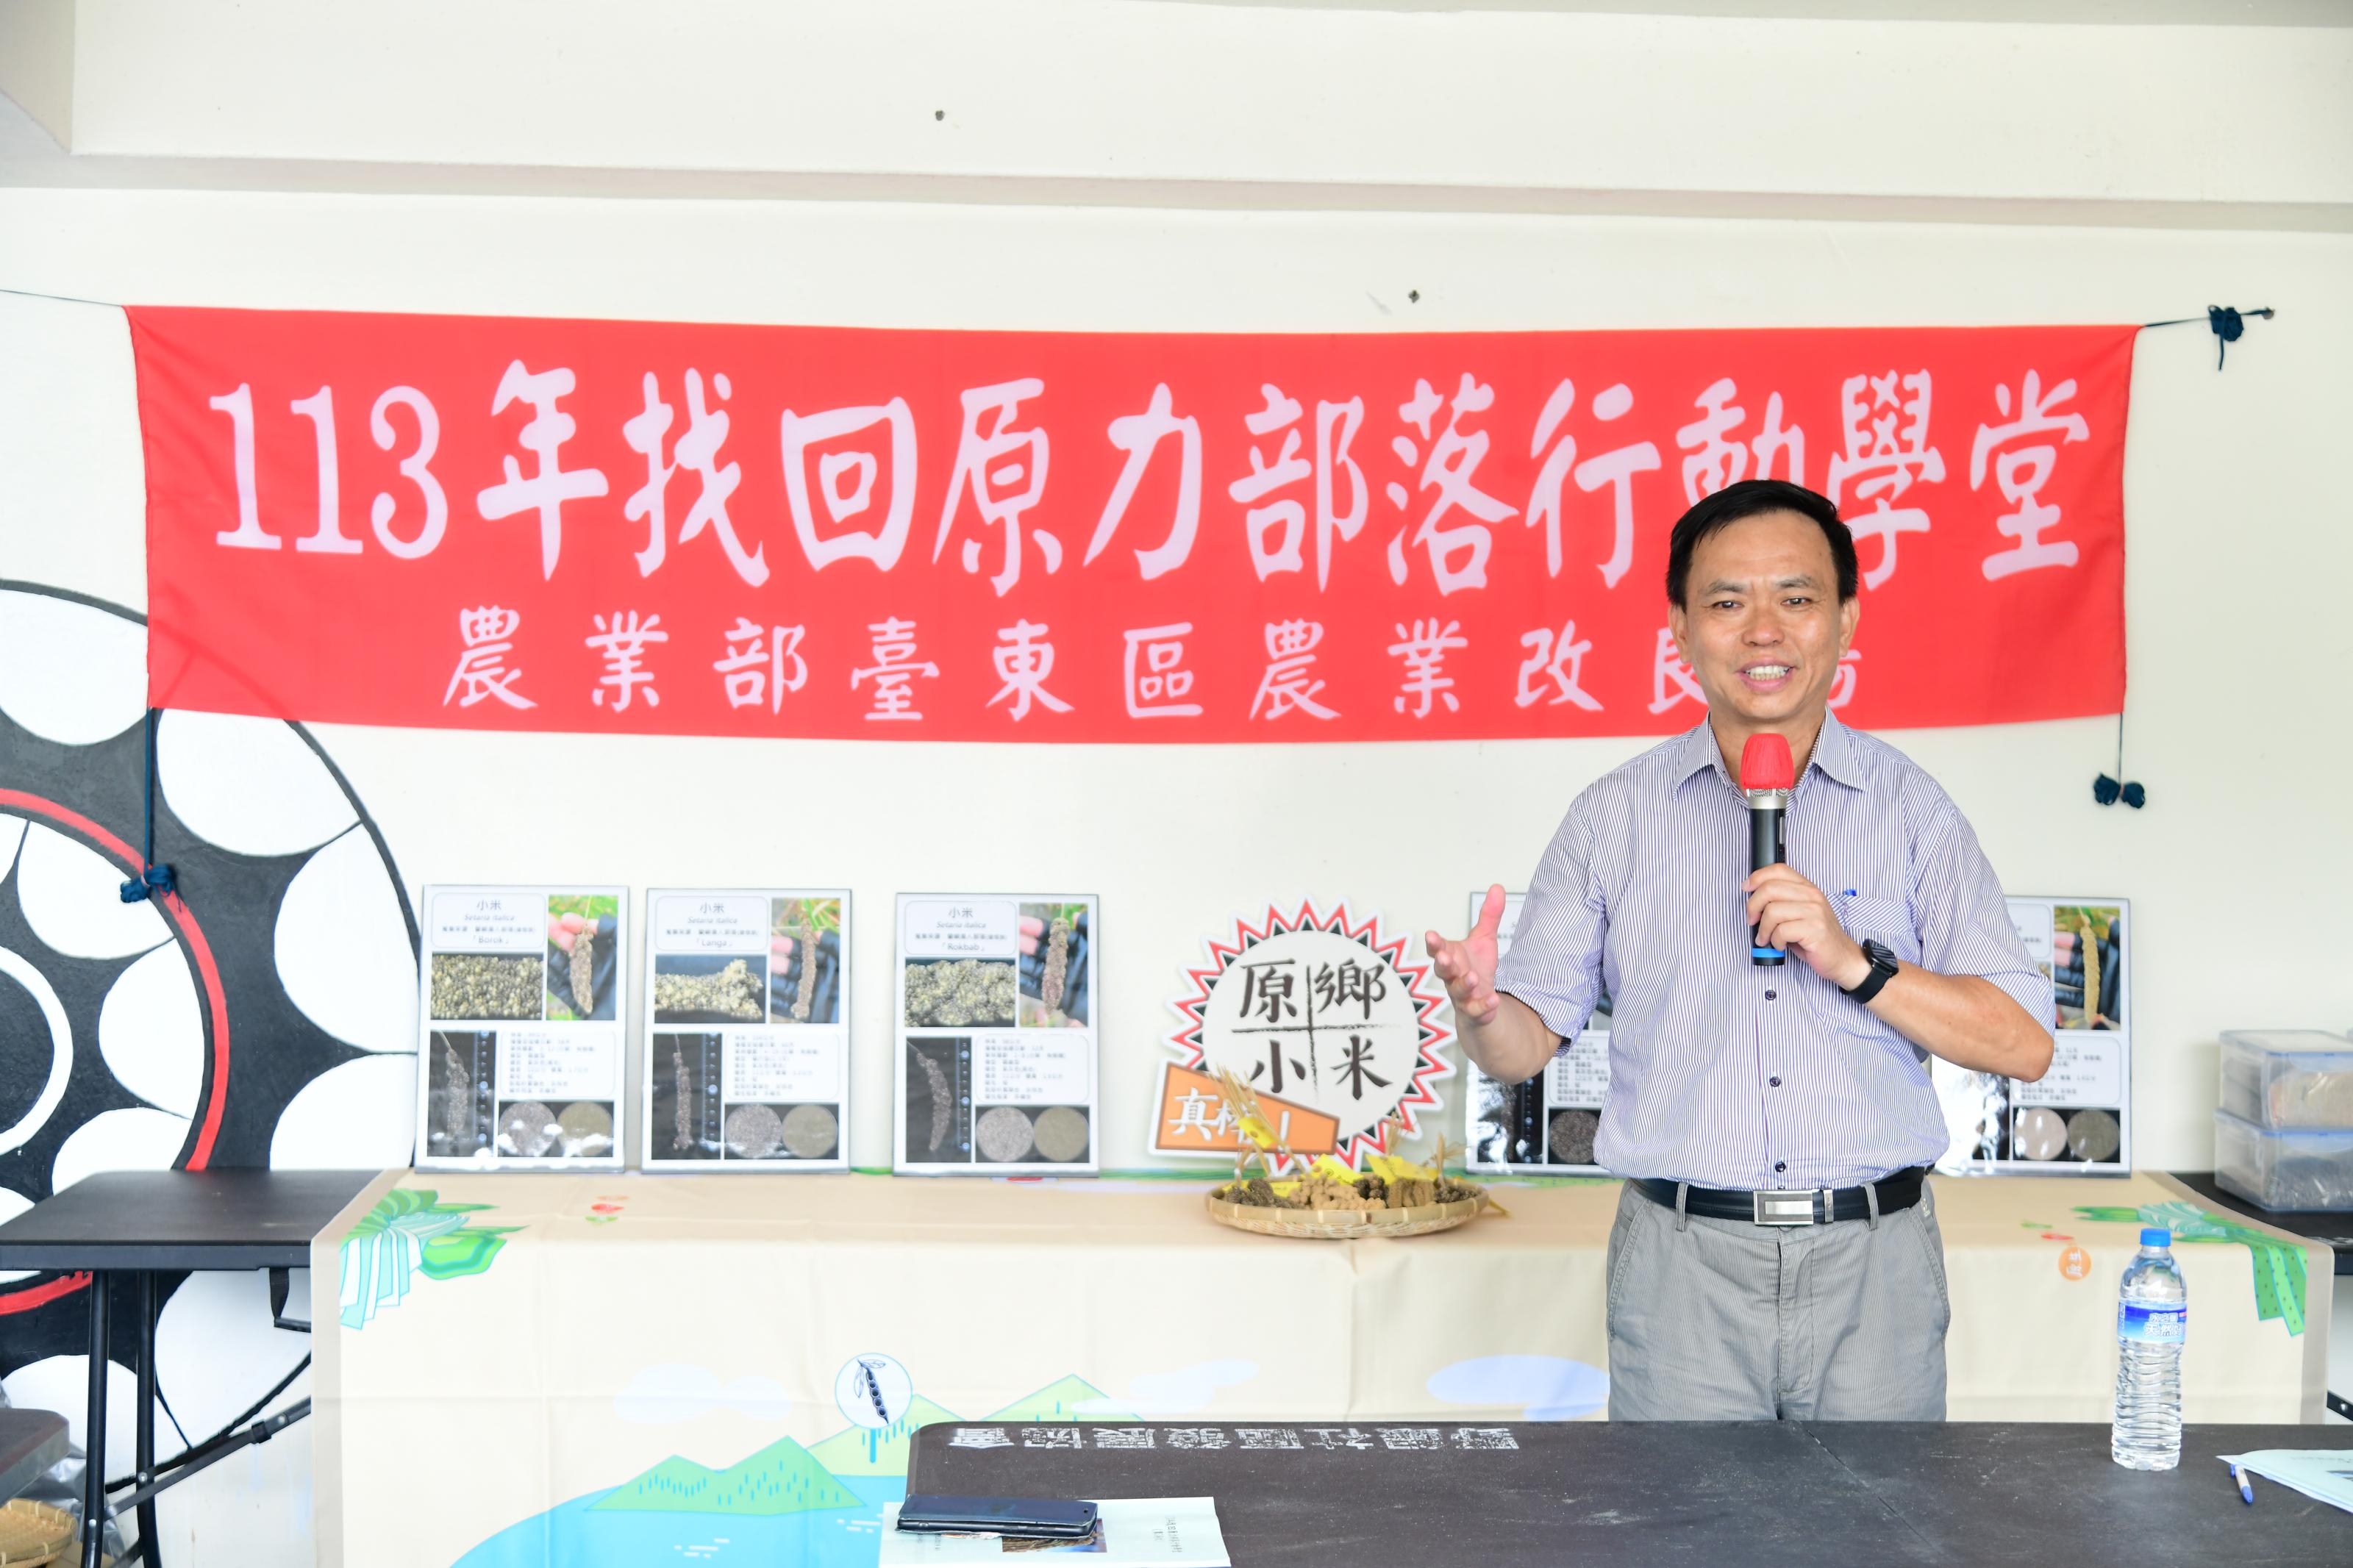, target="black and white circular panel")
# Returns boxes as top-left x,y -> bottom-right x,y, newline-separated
0,581 -> 417,1469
